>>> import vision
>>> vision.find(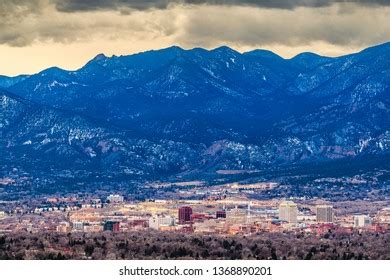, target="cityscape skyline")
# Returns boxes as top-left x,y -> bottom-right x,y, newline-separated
1,1 -> 389,262
1,191 -> 388,236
